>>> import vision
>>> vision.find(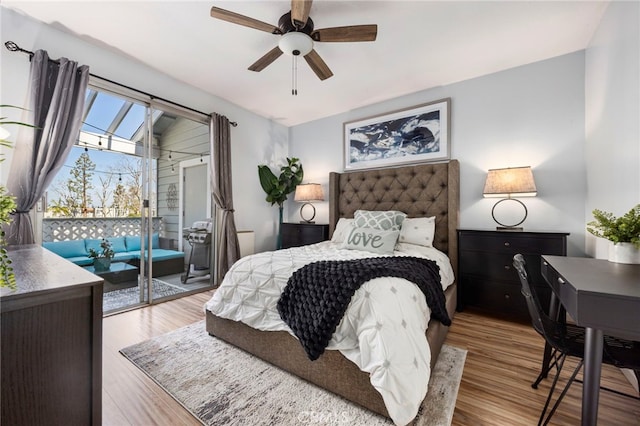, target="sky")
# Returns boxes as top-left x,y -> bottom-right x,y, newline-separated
83,90 -> 145,141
